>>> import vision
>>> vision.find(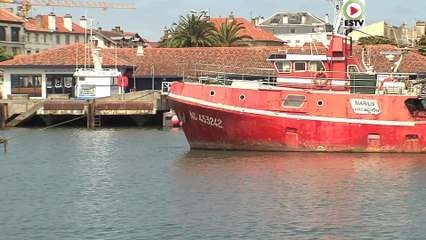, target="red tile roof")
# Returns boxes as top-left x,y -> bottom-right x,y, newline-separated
352,45 -> 426,73
0,8 -> 24,23
107,47 -> 282,76
0,43 -> 131,67
24,15 -> 86,34
209,17 -> 284,43
1,44 -> 426,75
